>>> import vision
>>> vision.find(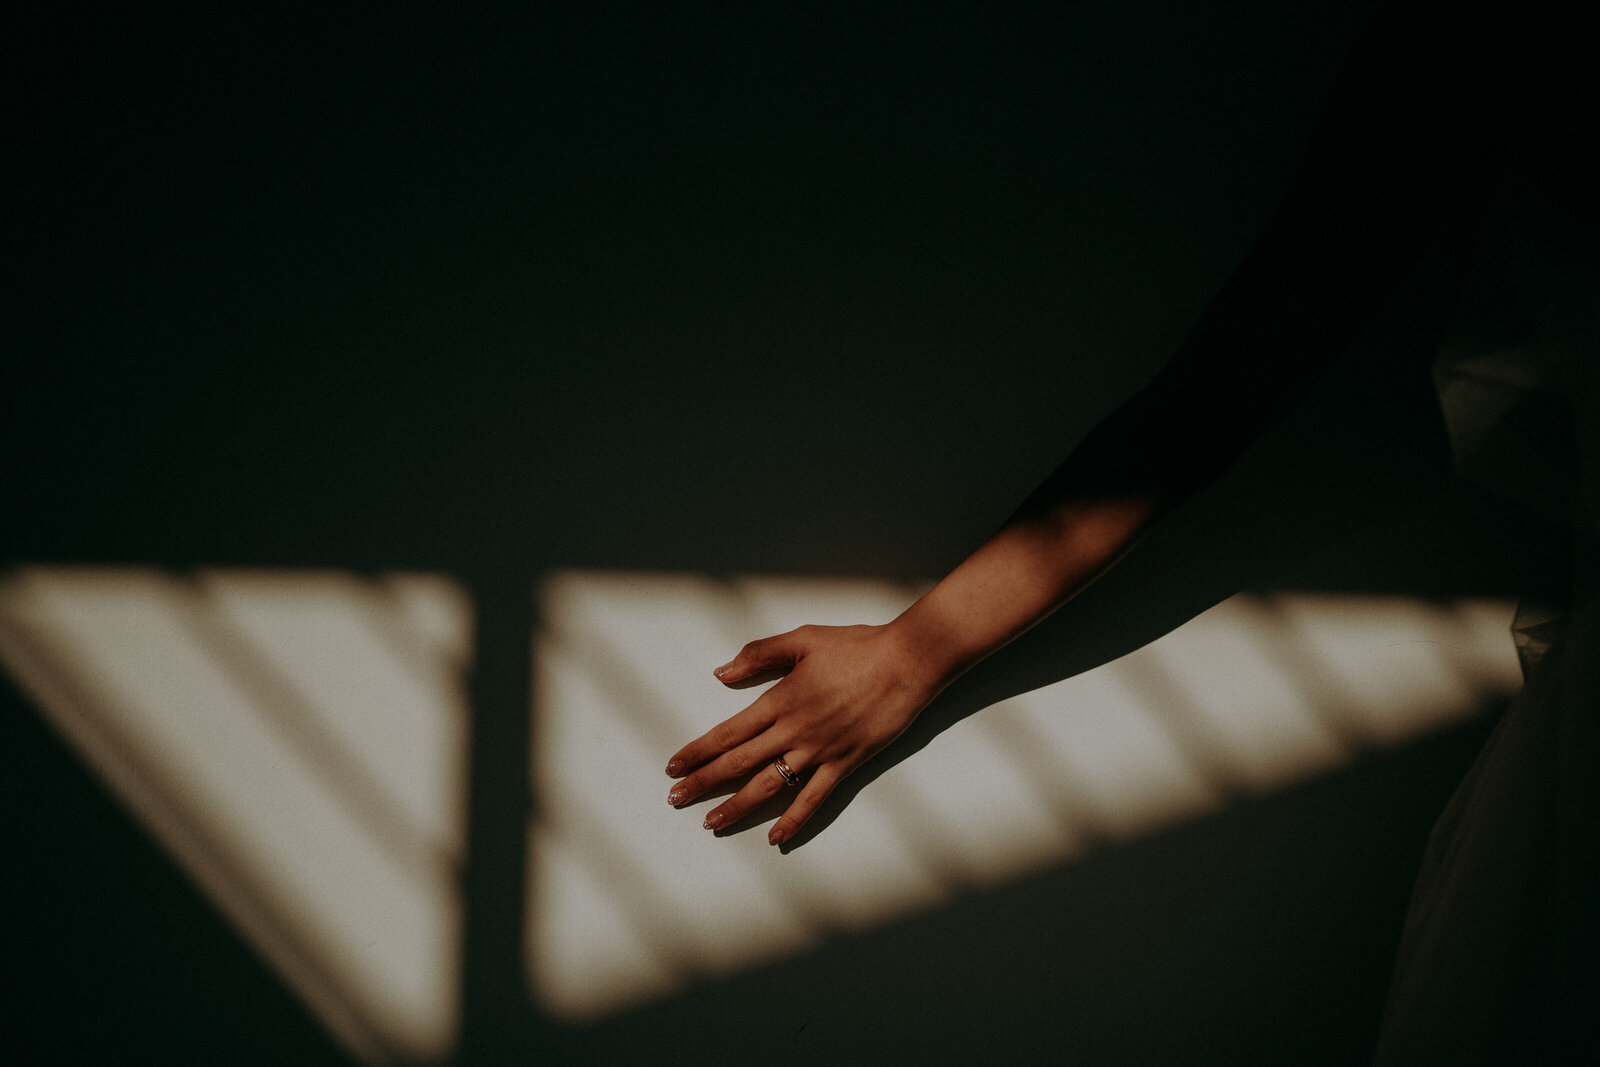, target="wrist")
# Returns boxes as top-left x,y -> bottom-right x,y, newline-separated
883,600 -> 980,695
